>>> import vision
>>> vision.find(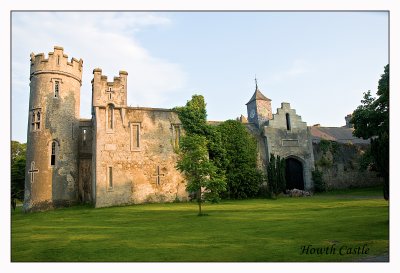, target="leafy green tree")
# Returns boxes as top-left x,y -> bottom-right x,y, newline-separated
11,141 -> 26,162
174,94 -> 228,176
351,64 -> 389,200
176,135 -> 226,215
11,157 -> 26,200
217,120 -> 264,199
11,140 -> 27,208
174,94 -> 208,135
